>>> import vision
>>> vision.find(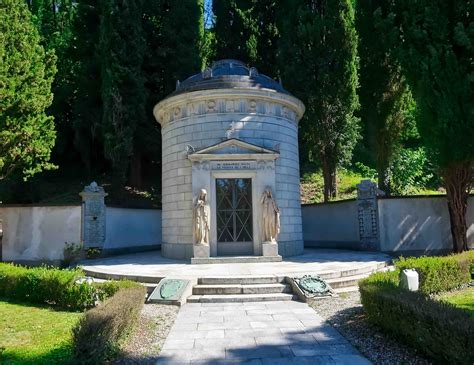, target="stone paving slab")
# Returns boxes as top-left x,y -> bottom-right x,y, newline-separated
81,248 -> 391,280
157,301 -> 371,364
